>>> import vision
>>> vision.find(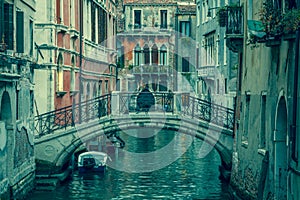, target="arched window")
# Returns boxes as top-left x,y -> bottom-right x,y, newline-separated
152,44 -> 158,65
143,44 -> 150,65
159,45 -> 167,65
93,83 -> 97,98
86,83 -> 90,101
134,44 -> 141,66
57,53 -> 64,91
